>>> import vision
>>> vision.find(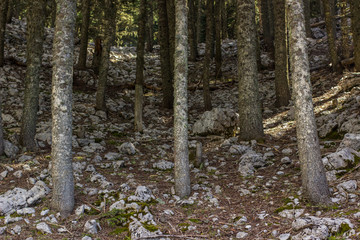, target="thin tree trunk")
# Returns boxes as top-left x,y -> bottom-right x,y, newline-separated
188,0 -> 198,61
158,0 -> 173,108
135,0 -> 147,132
350,0 -> 360,71
174,0 -> 190,198
304,0 -> 312,37
77,0 -> 91,69
261,0 -> 273,52
287,0 -> 331,205
0,96 -> 4,156
323,0 -> 341,72
274,0 -> 291,107
167,0 -> 175,74
215,0 -> 222,79
196,0 -> 202,43
51,0 -> 76,217
92,36 -> 102,74
221,0 -> 227,39
6,0 -> 12,23
202,0 -> 213,111
237,0 -> 264,141
0,0 -> 8,67
95,0 -> 116,110
145,0 -> 154,52
340,0 -> 351,59
20,0 -> 46,151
